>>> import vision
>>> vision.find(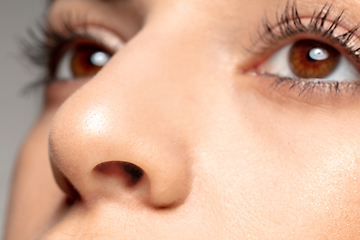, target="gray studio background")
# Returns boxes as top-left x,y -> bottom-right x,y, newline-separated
0,0 -> 44,236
